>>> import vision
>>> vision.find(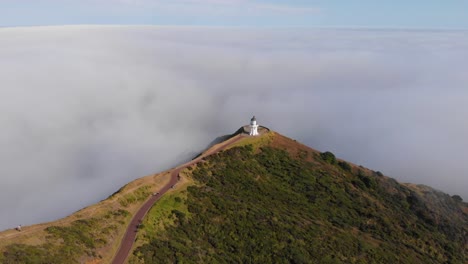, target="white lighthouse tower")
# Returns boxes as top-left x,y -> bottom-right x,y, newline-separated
249,116 -> 259,136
